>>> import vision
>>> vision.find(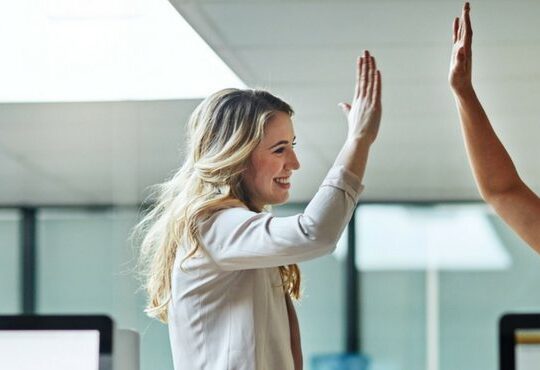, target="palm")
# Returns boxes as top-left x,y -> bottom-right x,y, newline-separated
340,50 -> 382,144
449,3 -> 473,93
